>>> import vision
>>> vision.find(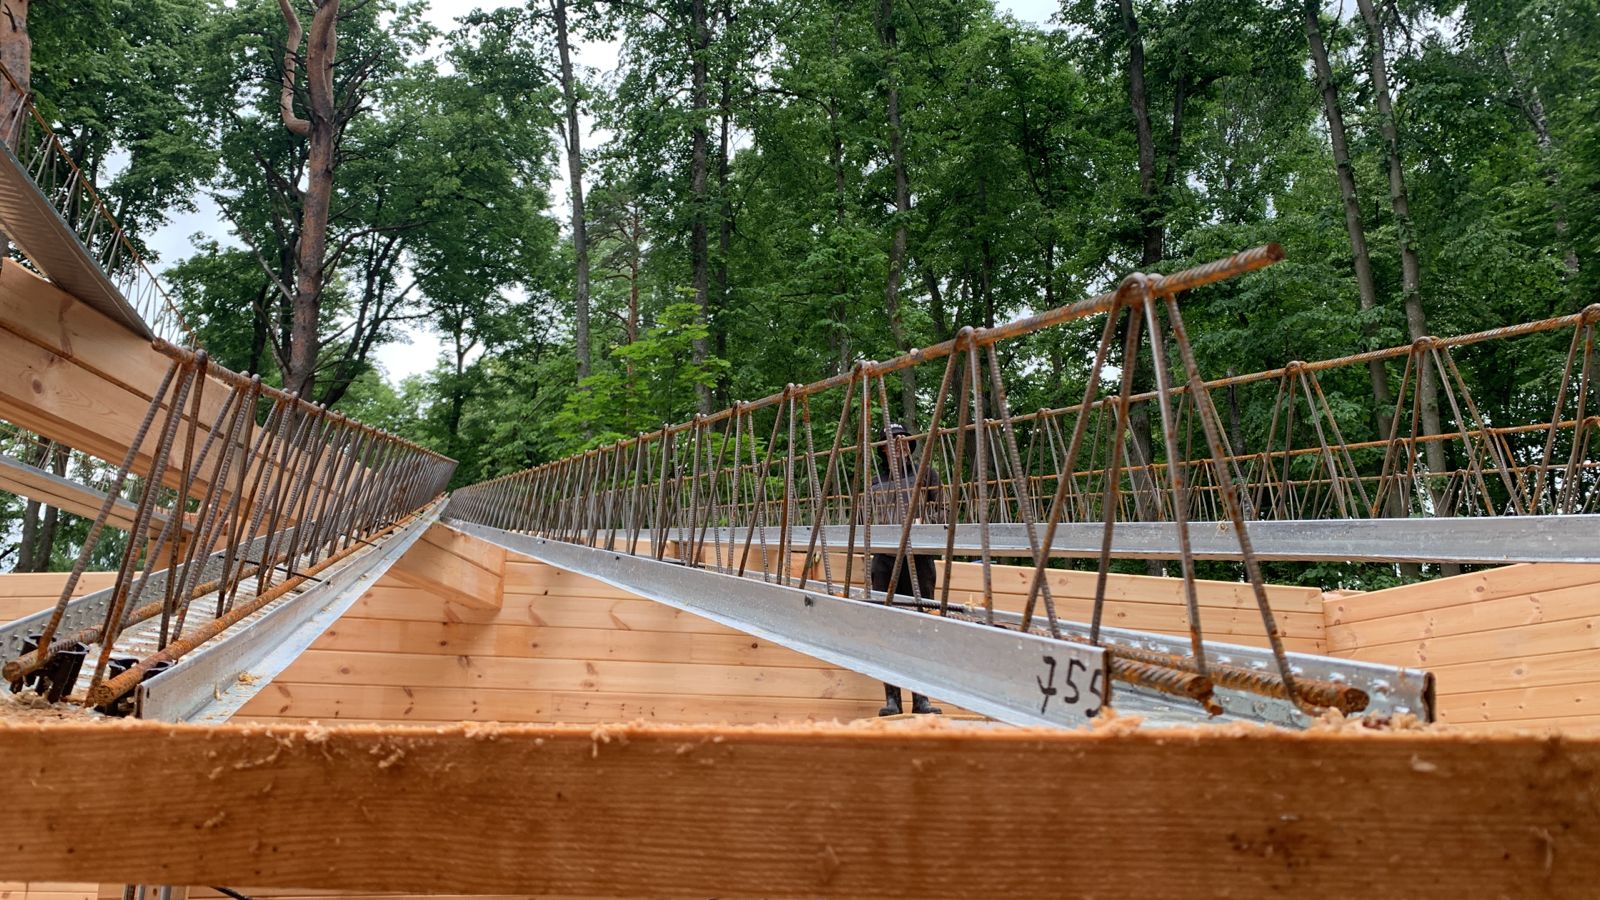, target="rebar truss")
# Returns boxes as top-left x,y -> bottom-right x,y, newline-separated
446,246 -> 1462,722
451,521 -> 1431,729
2,344 -> 455,714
